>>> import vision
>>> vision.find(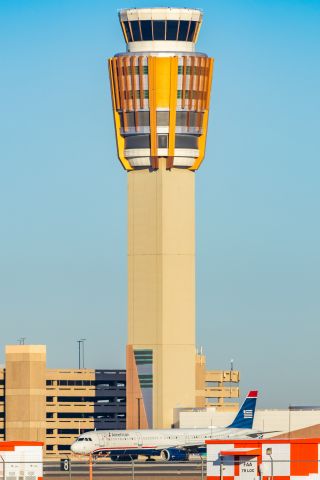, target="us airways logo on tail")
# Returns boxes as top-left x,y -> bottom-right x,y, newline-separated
228,390 -> 258,429
243,409 -> 253,418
